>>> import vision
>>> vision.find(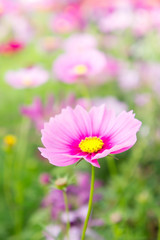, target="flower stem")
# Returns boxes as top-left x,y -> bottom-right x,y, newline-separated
107,156 -> 117,176
157,217 -> 160,240
81,165 -> 95,240
63,190 -> 70,240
